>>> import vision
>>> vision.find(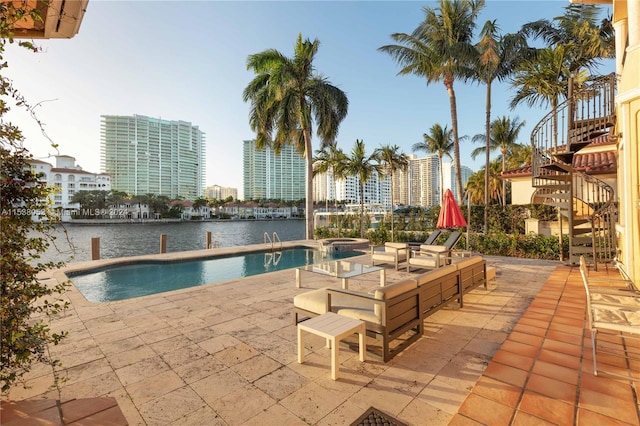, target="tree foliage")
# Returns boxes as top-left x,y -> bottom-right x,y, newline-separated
1,3 -> 68,392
